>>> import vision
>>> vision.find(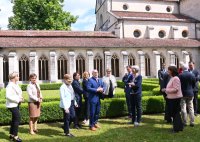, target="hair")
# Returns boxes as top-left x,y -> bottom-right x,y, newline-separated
132,65 -> 140,73
9,71 -> 19,80
64,74 -> 71,80
182,63 -> 188,71
73,72 -> 79,79
168,66 -> 178,77
189,61 -> 195,64
29,73 -> 37,80
106,68 -> 111,72
126,65 -> 132,69
92,69 -> 98,73
83,71 -> 90,79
